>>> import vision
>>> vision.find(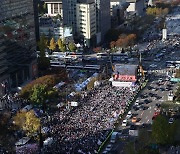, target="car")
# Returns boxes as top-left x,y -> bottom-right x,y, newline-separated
122,119 -> 128,127
135,100 -> 139,106
150,64 -> 157,68
105,144 -> 113,151
129,124 -> 137,130
149,92 -> 154,97
133,105 -> 139,111
154,58 -> 161,62
147,86 -> 153,90
169,118 -> 174,124
155,103 -> 161,108
144,99 -> 152,104
110,132 -> 119,143
140,94 -> 148,99
160,87 -> 165,91
132,117 -> 137,123
158,78 -> 163,82
156,96 -> 162,100
126,111 -> 132,119
139,105 -> 149,110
